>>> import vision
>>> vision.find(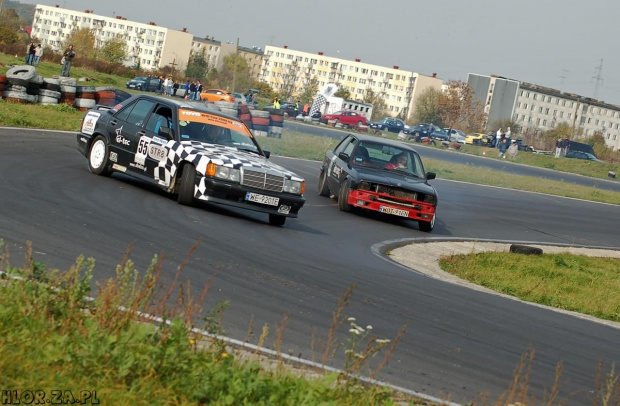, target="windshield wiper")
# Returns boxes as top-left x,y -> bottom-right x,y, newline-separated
237,147 -> 261,155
